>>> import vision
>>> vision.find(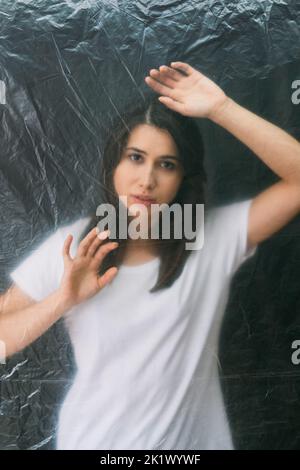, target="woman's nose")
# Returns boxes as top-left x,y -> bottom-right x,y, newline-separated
139,167 -> 156,189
